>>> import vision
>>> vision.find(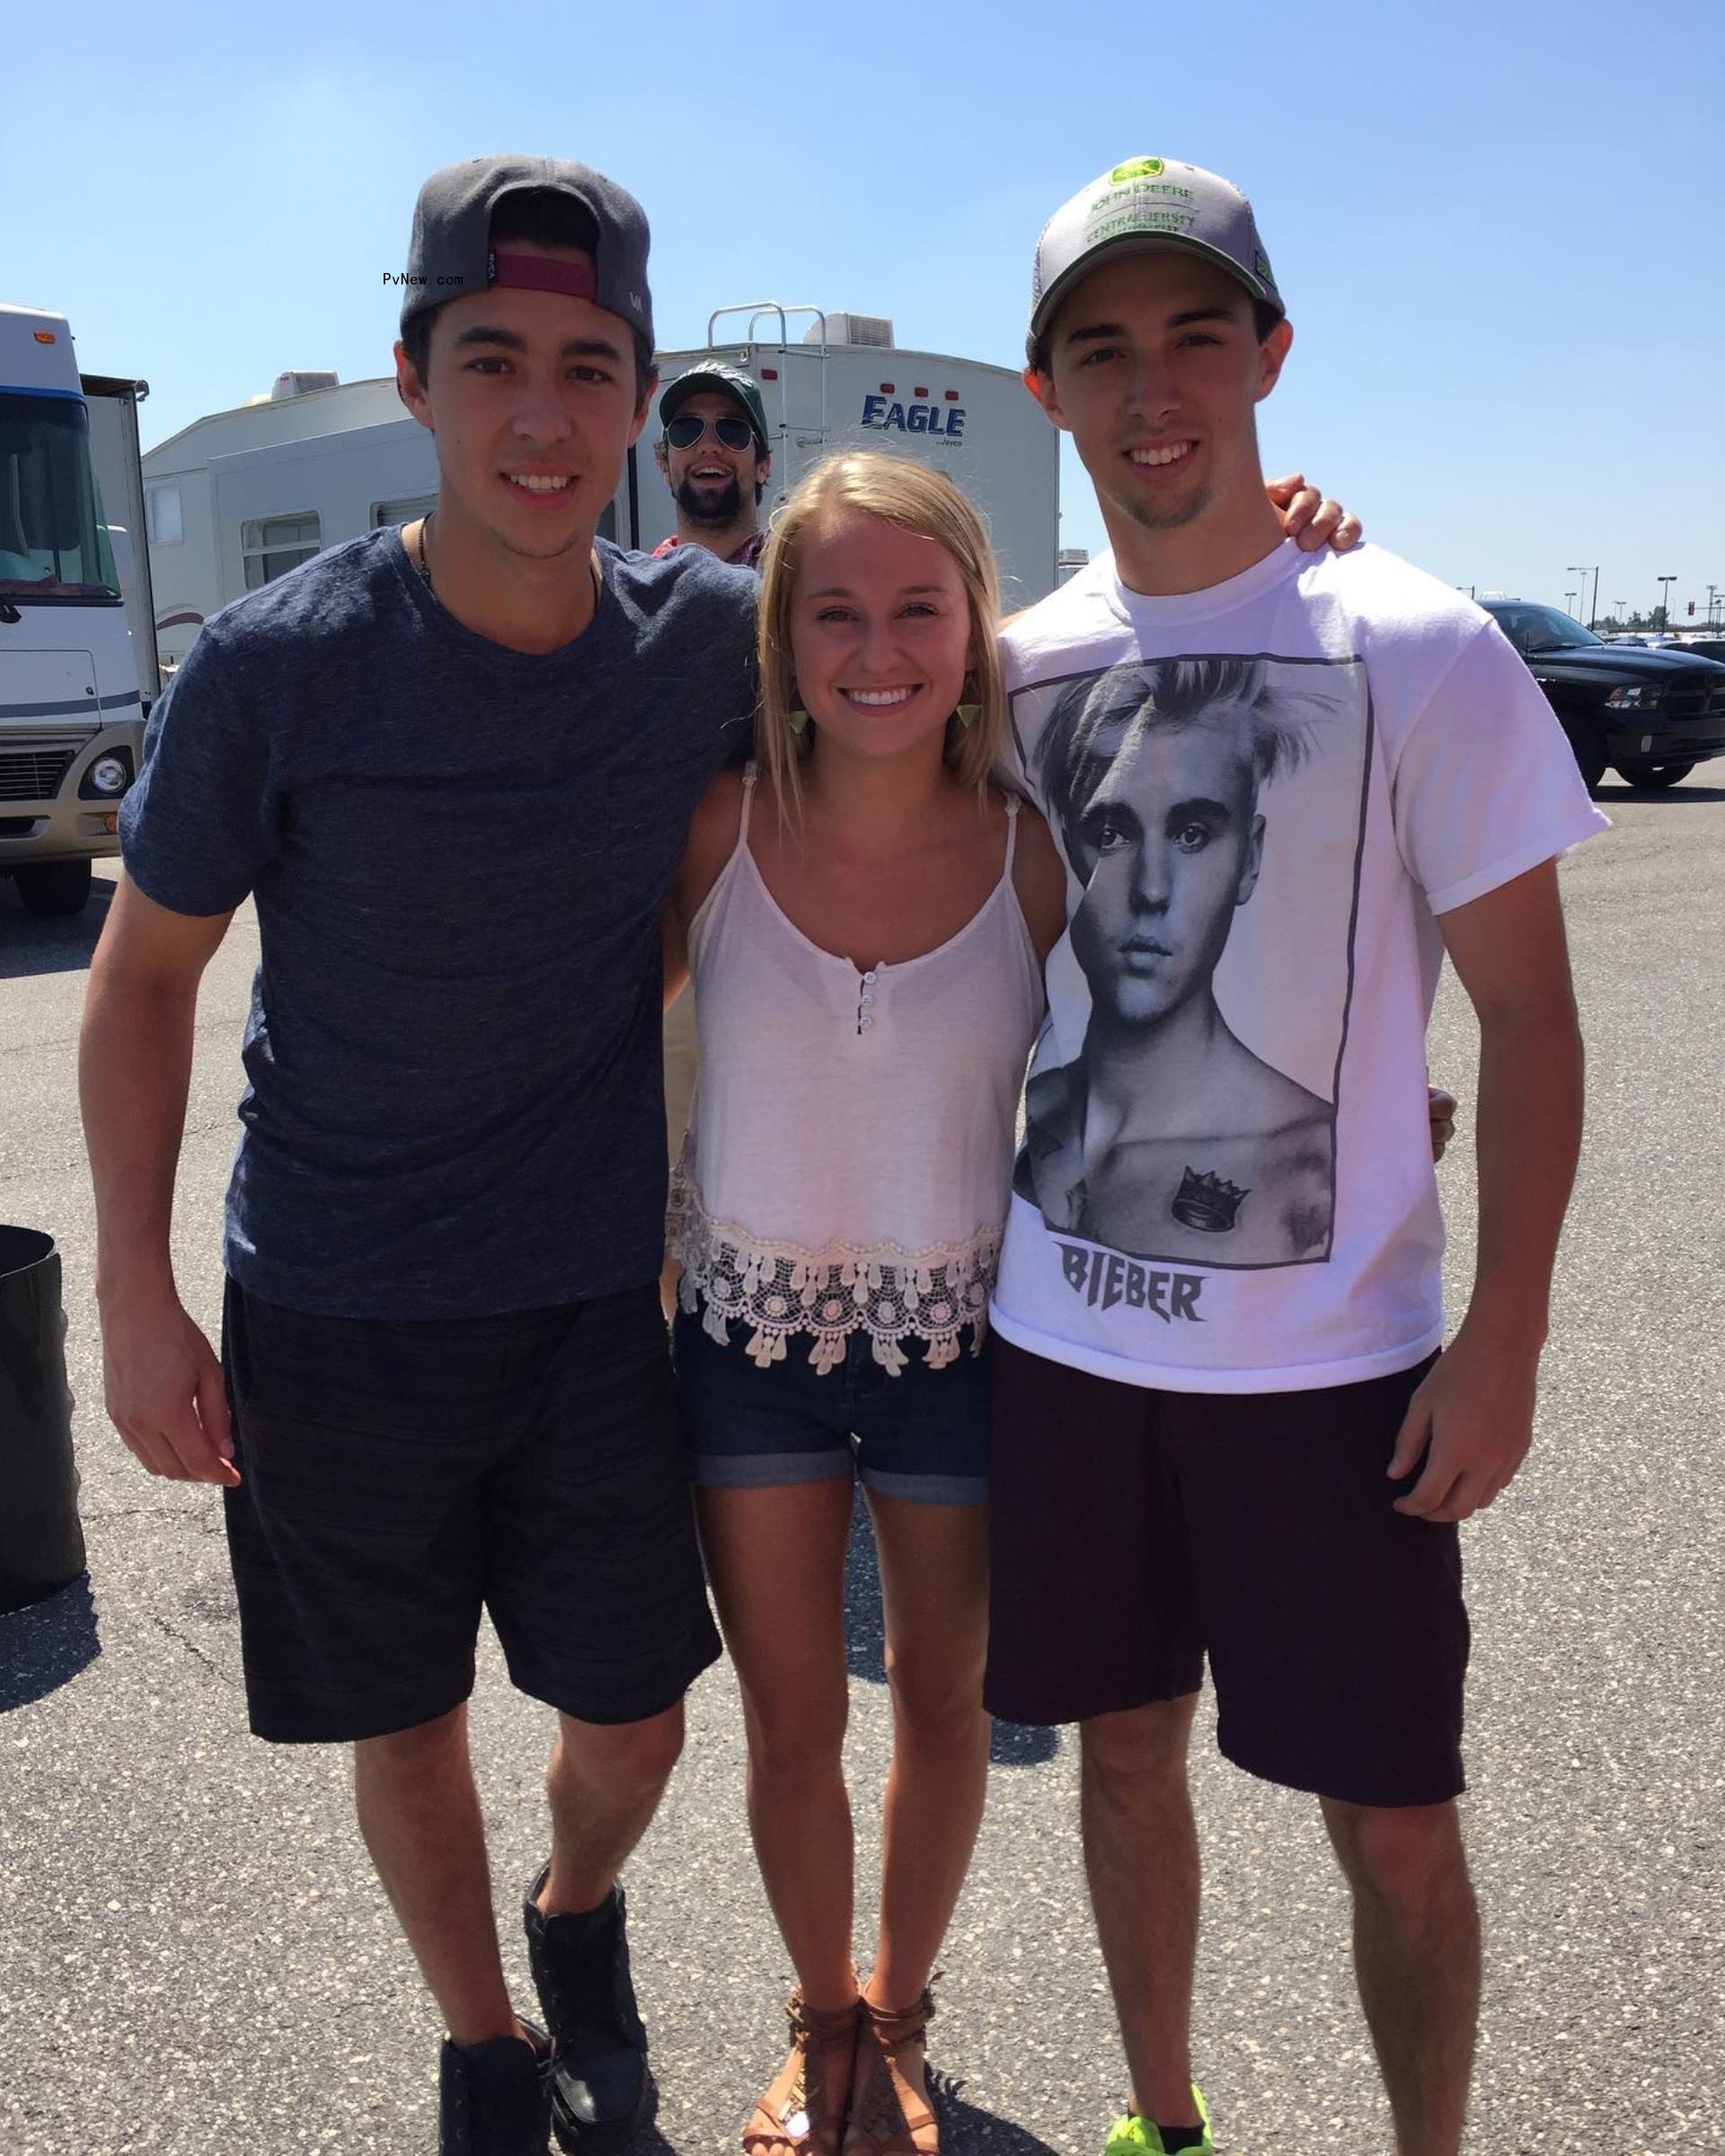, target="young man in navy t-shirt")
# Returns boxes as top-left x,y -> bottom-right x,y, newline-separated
81,157 -> 756,2156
